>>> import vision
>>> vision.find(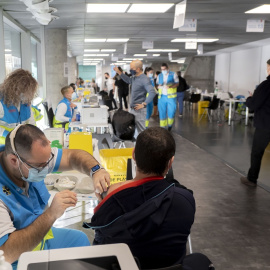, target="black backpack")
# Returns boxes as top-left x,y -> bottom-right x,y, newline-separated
112,110 -> 135,140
